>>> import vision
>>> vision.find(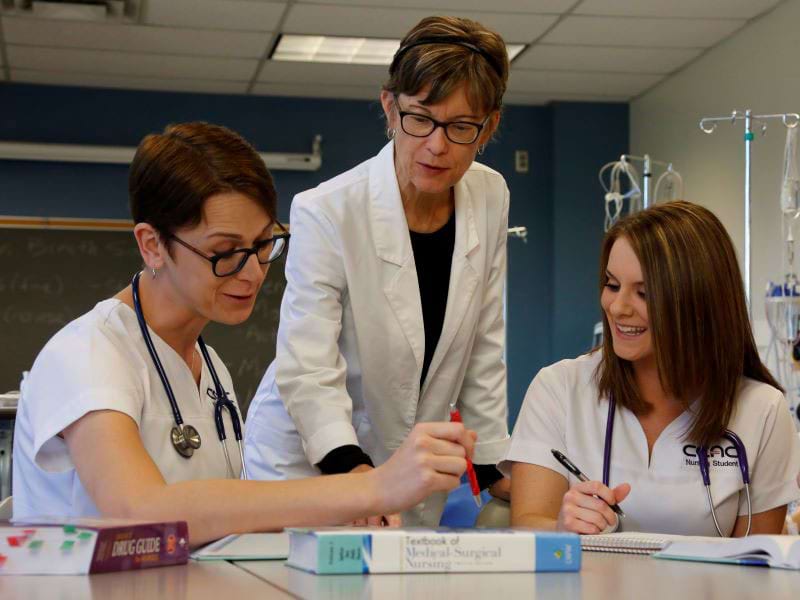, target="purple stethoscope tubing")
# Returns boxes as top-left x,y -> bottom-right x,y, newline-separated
604,396 -> 752,537
131,271 -> 247,479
